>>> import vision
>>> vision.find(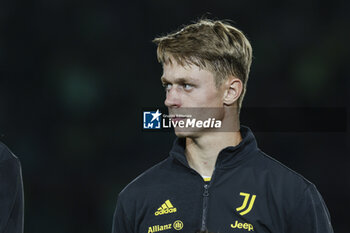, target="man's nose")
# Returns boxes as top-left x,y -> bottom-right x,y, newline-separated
164,86 -> 181,108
